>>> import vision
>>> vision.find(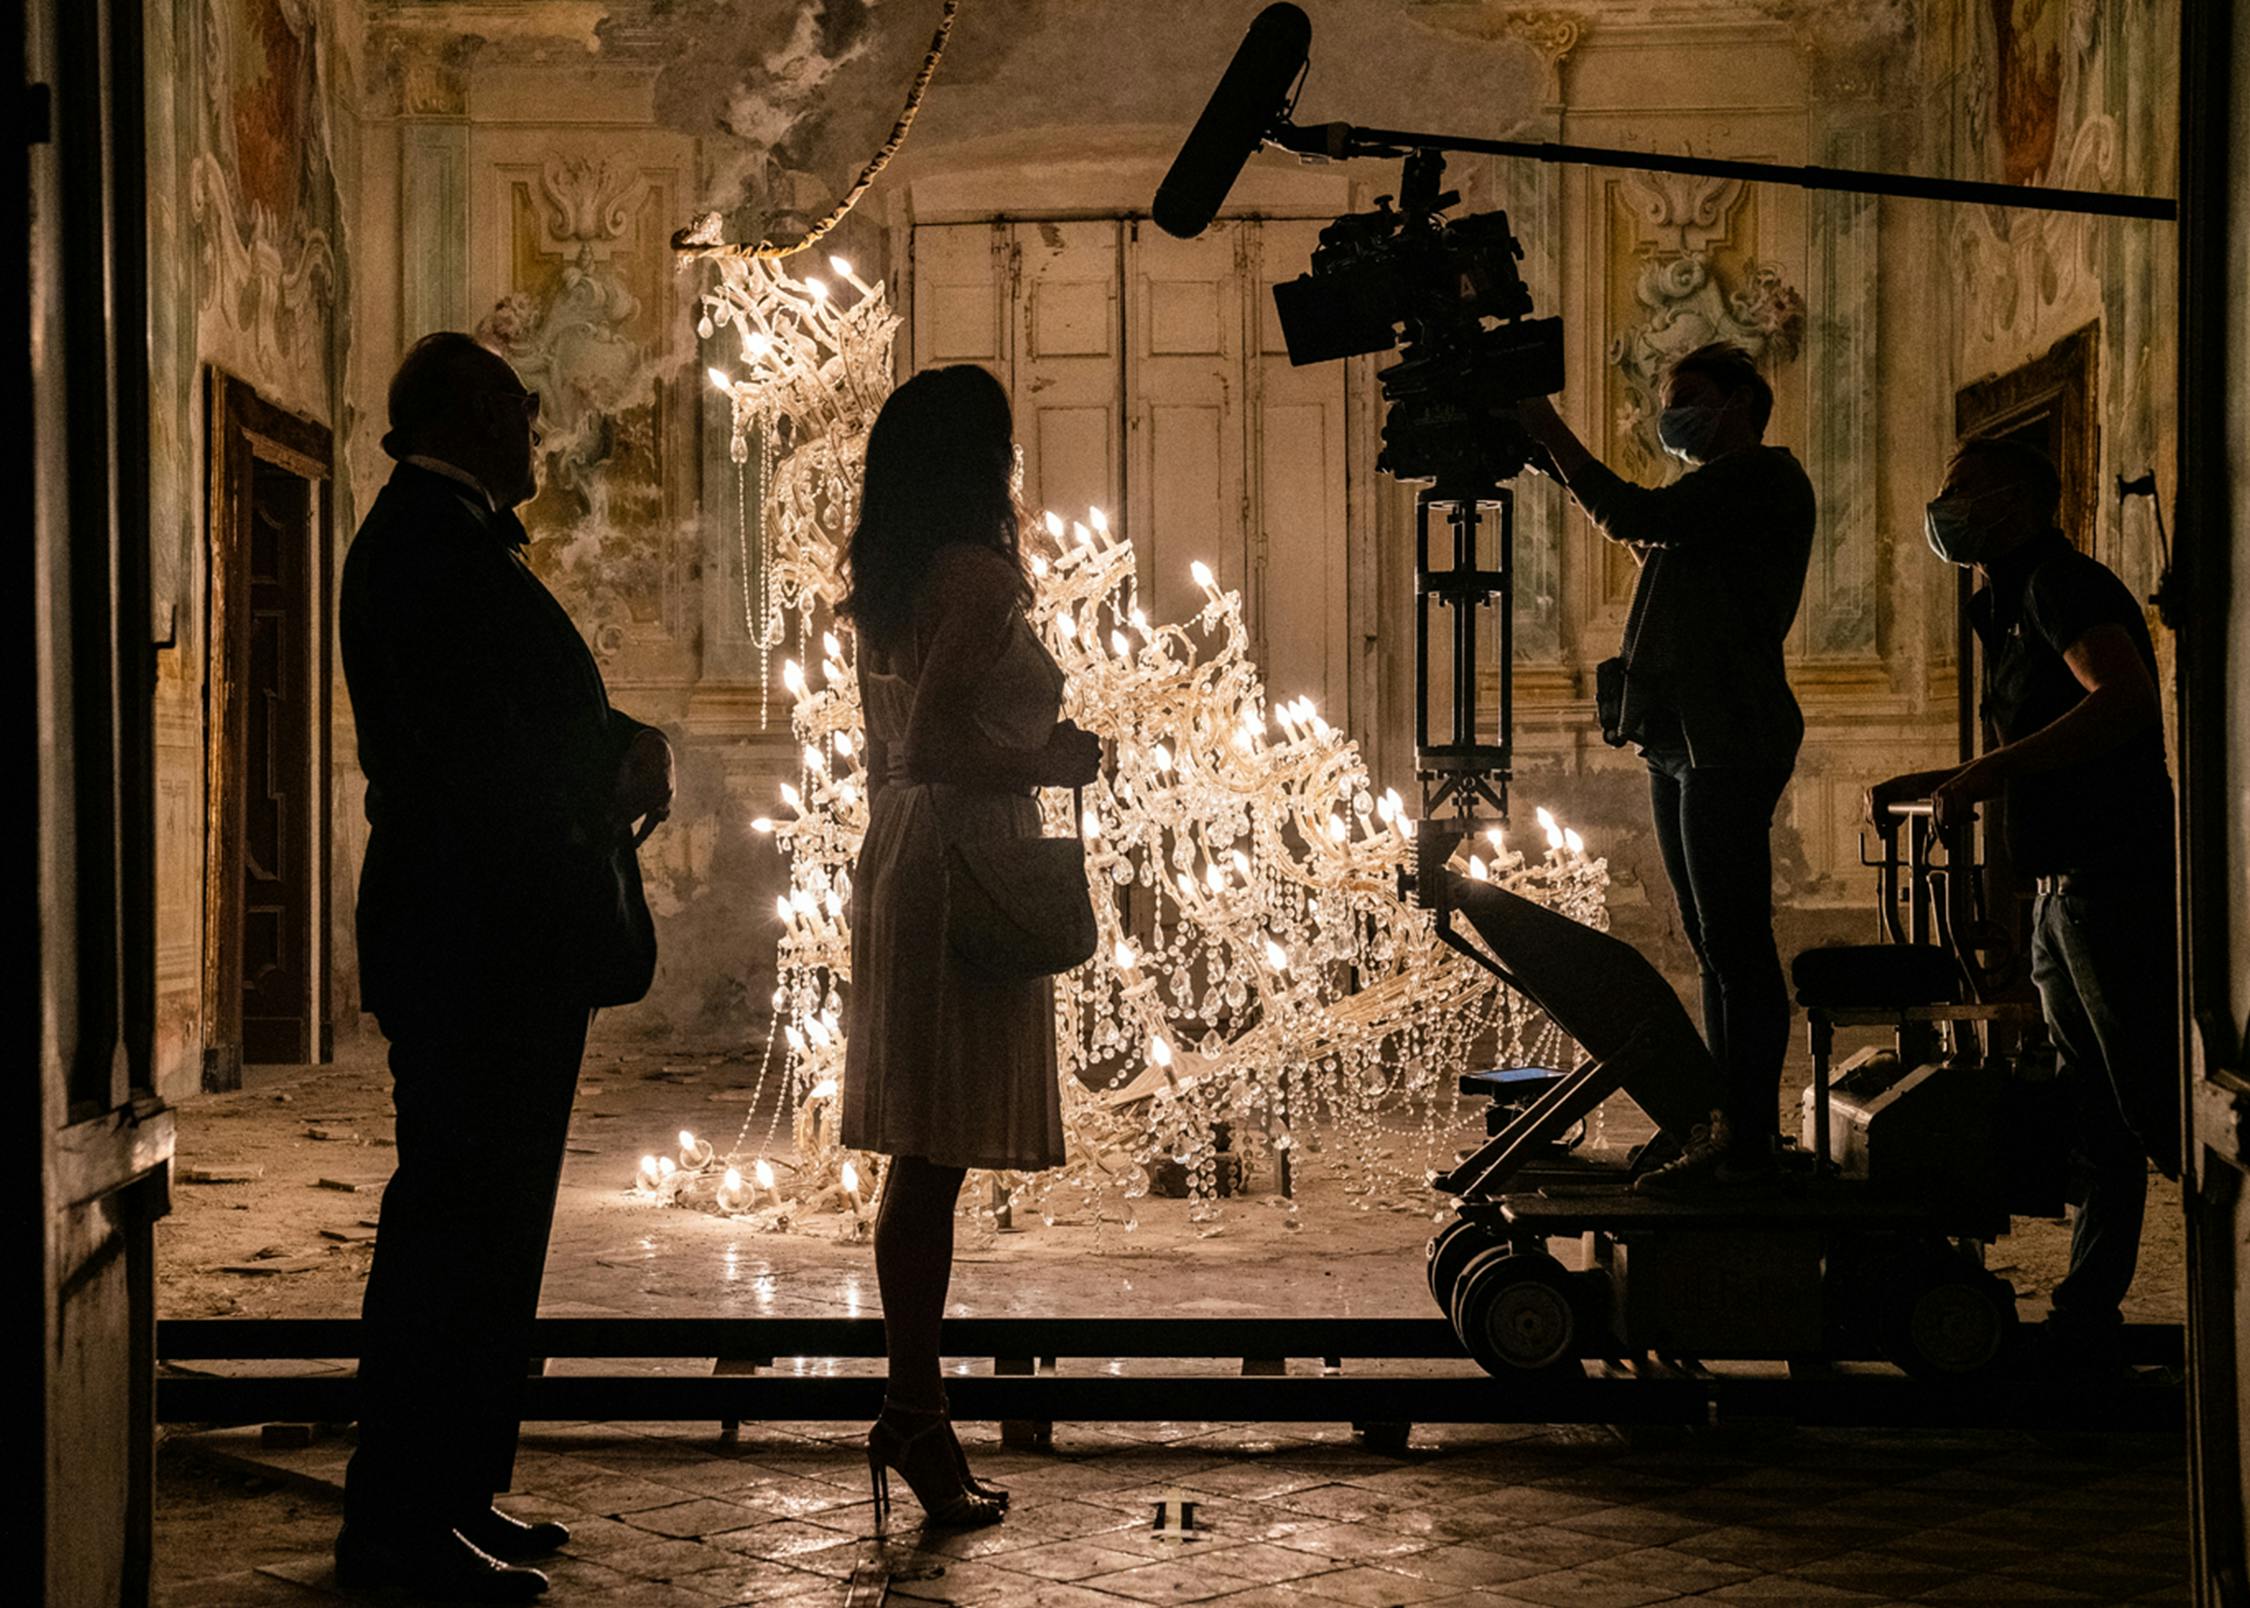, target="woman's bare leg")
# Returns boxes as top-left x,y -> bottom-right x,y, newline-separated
874,1155 -> 966,1410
